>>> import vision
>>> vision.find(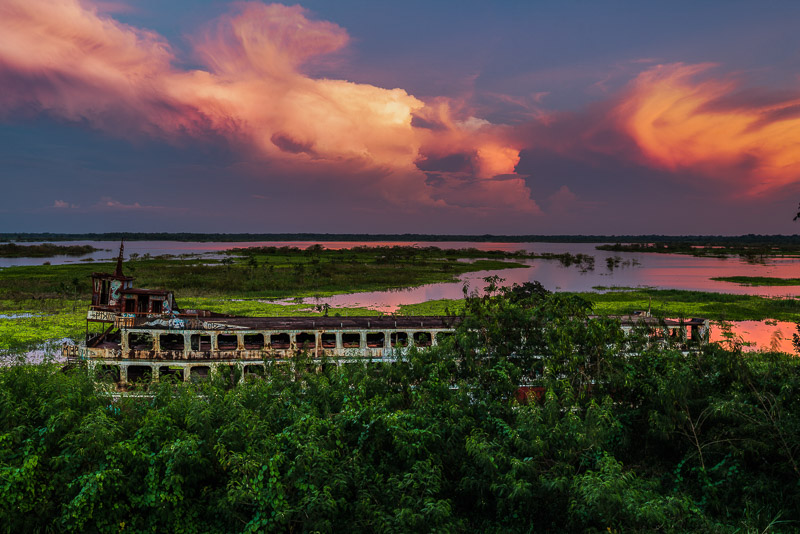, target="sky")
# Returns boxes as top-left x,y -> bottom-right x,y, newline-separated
1,0 -> 800,235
